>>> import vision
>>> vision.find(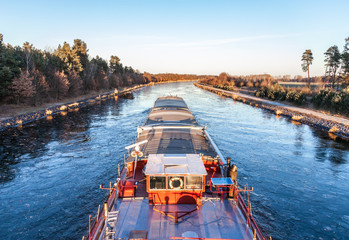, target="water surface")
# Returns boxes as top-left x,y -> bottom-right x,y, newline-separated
1,82 -> 348,239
